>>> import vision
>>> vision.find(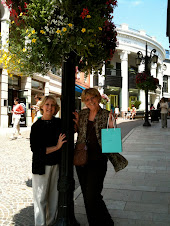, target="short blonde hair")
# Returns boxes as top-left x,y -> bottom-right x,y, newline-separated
81,88 -> 101,103
39,95 -> 60,115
